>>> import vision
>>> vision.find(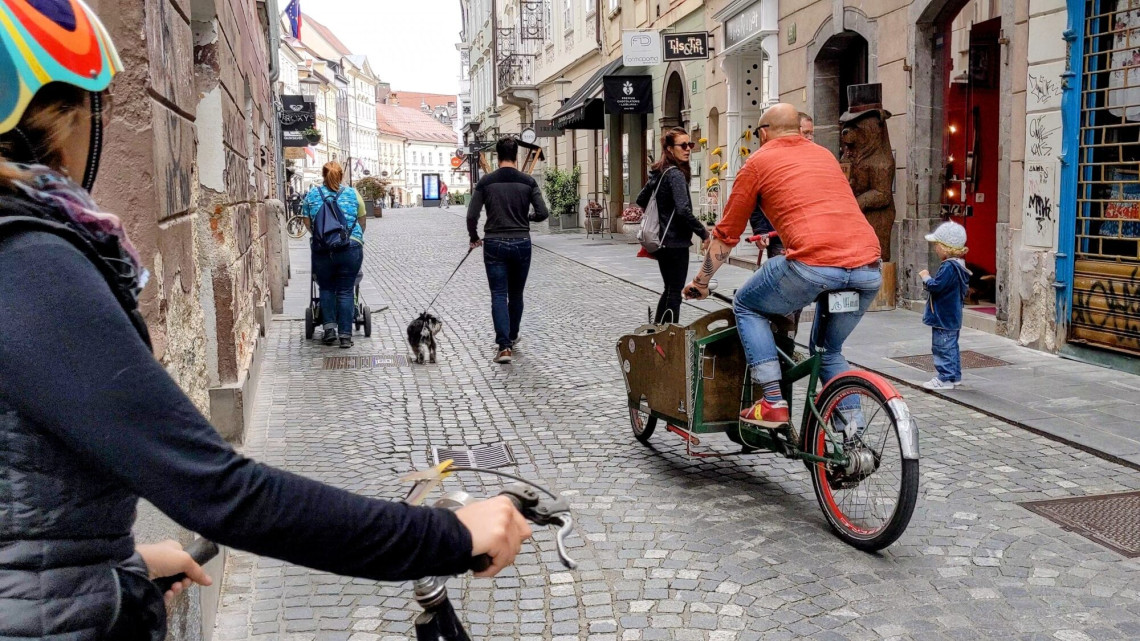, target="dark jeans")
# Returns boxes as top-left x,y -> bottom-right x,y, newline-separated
484,237 -> 532,349
932,327 -> 962,383
655,247 -> 690,325
312,242 -> 363,337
